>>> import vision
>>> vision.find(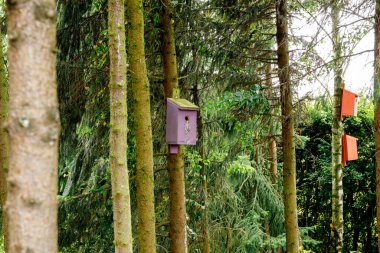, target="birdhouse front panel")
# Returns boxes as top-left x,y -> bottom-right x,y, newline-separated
342,134 -> 358,166
166,98 -> 199,146
177,110 -> 197,145
340,88 -> 358,121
